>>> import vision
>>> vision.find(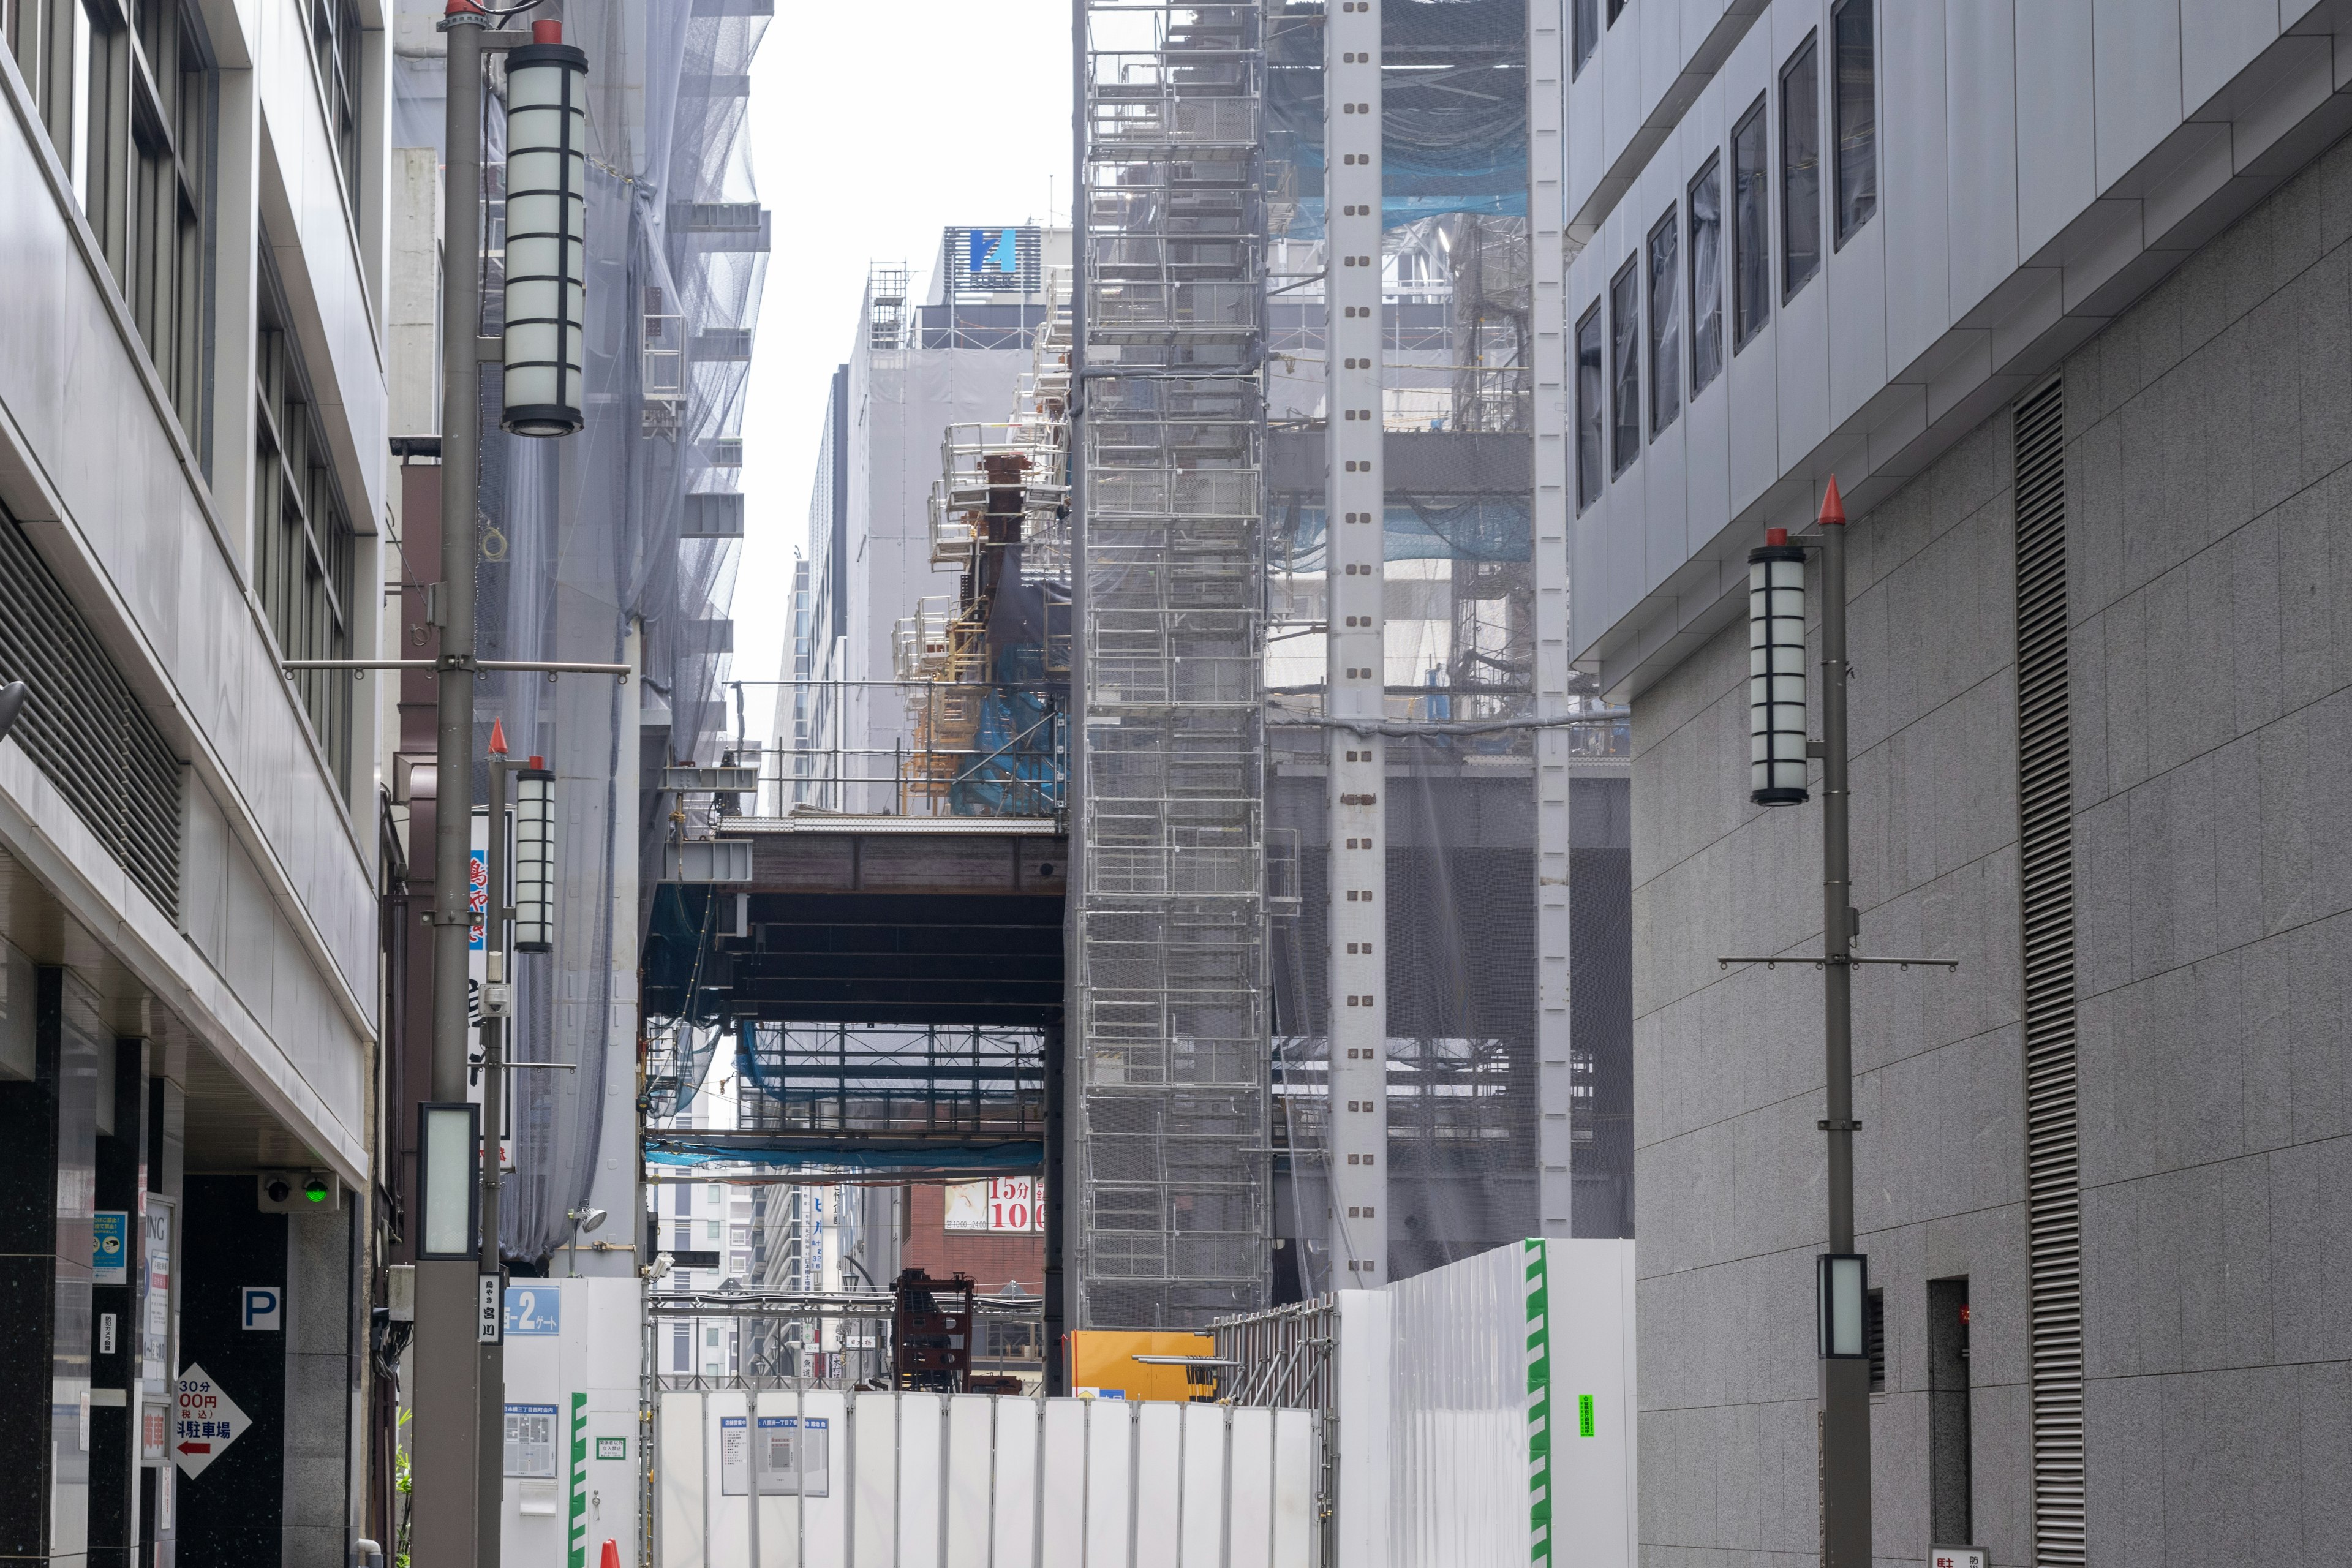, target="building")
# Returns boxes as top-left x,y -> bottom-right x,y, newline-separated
778,232 -> 1070,815
1554,2 -> 2352,1563
1,1 -> 390,1562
